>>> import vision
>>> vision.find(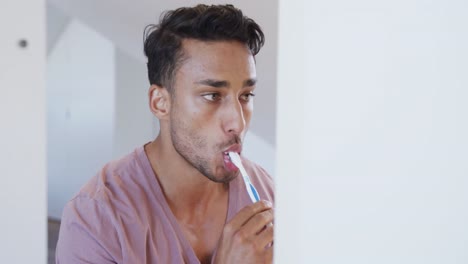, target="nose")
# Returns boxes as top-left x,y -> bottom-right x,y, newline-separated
222,99 -> 246,136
